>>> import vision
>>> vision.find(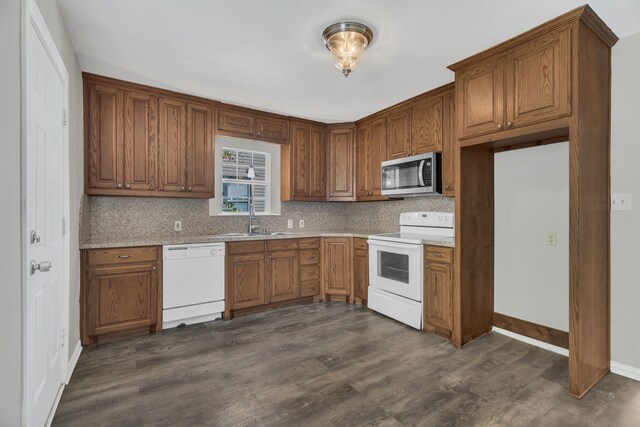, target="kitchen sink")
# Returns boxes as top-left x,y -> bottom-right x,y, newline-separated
220,231 -> 294,237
